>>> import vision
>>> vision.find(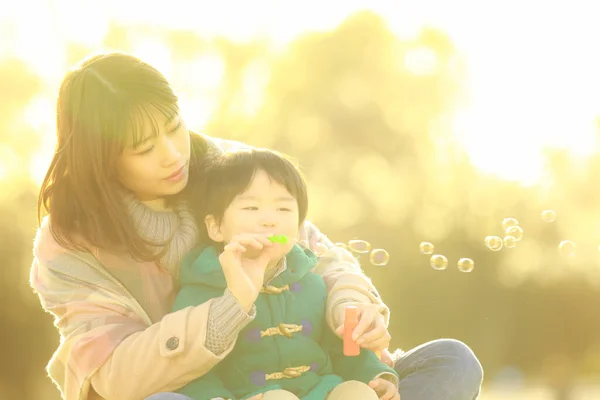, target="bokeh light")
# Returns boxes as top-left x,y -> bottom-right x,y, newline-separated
4,2 -> 600,398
